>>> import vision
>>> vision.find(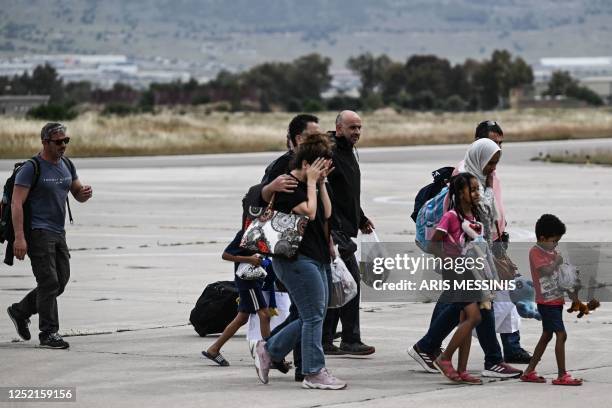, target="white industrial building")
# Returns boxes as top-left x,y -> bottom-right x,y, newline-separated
533,57 -> 612,103
0,54 -> 191,89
